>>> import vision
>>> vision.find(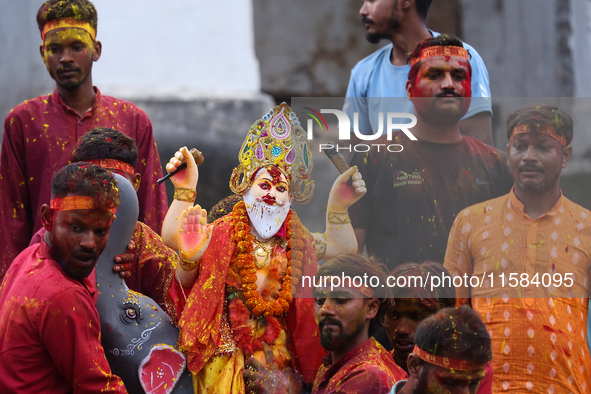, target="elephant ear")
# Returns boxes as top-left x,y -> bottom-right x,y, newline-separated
138,345 -> 187,394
